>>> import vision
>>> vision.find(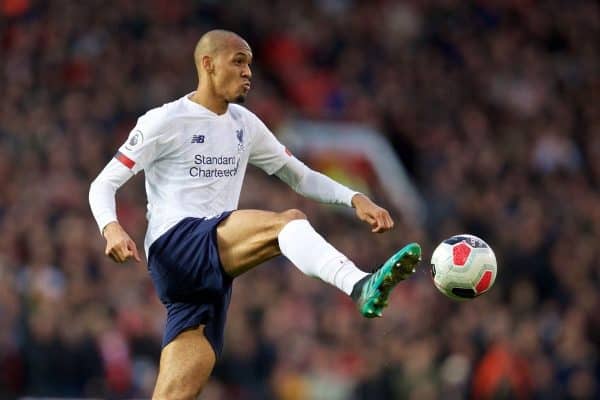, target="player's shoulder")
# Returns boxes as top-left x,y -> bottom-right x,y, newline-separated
136,97 -> 185,135
229,103 -> 259,122
229,104 -> 268,134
